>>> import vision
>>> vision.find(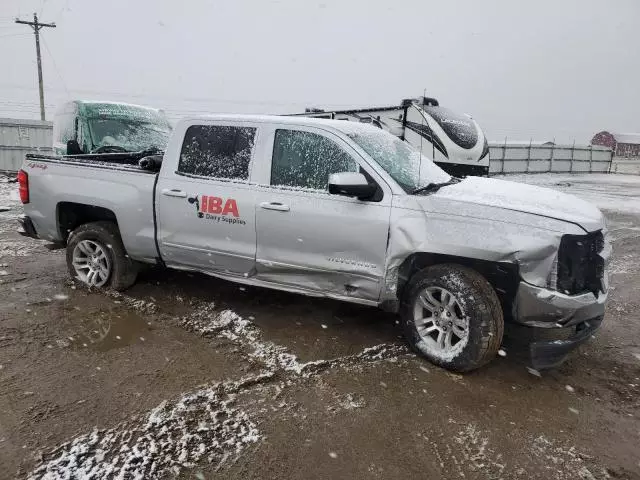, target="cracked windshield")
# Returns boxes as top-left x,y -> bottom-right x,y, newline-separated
0,0 -> 639,479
